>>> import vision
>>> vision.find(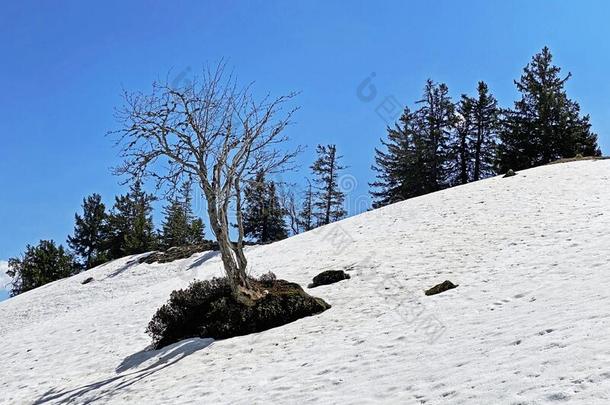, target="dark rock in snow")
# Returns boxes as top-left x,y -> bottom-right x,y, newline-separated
81,277 -> 94,285
425,280 -> 458,296
503,169 -> 517,178
308,270 -> 351,289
